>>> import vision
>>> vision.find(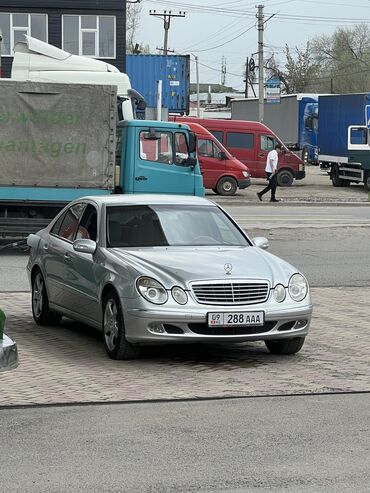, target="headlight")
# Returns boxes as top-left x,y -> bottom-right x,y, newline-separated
171,286 -> 188,305
136,277 -> 168,304
288,274 -> 308,302
242,171 -> 250,177
273,284 -> 286,302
